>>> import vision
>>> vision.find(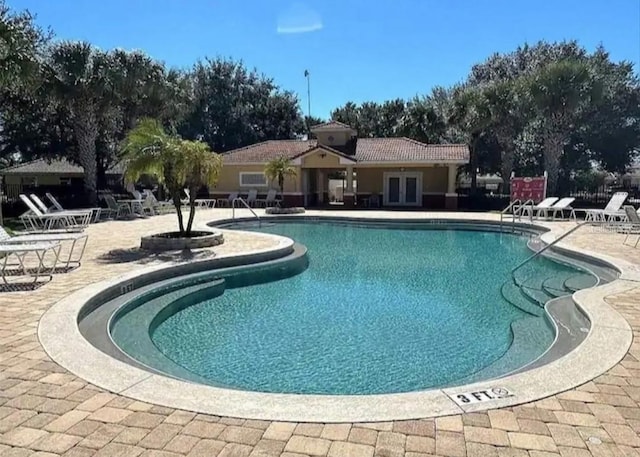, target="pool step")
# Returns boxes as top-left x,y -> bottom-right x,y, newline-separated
564,273 -> 598,292
542,277 -> 570,297
500,282 -> 543,317
520,286 -> 553,307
